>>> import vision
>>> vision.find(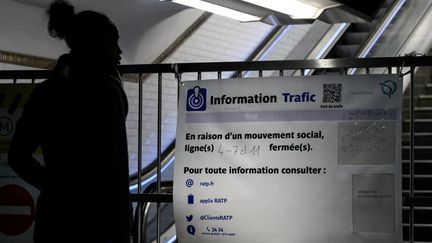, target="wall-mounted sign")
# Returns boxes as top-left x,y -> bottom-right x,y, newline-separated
174,75 -> 402,243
